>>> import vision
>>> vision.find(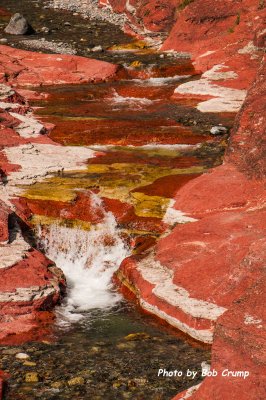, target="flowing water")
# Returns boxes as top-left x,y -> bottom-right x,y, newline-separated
0,1 -> 236,399
37,194 -> 129,322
